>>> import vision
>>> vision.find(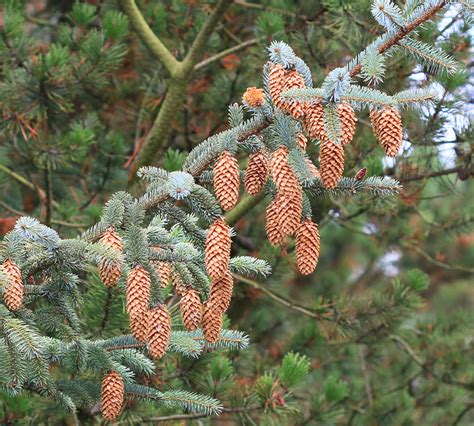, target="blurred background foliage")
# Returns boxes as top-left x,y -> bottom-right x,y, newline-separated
0,0 -> 472,424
